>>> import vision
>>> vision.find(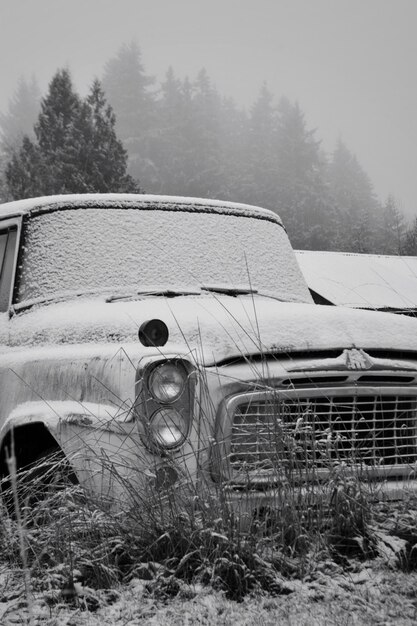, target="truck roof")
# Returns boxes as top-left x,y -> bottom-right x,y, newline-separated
296,249 -> 417,311
0,194 -> 283,225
